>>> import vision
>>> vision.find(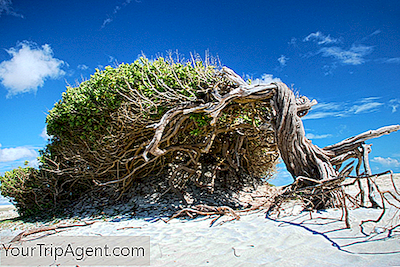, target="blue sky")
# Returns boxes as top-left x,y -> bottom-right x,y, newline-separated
0,0 -> 399,194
